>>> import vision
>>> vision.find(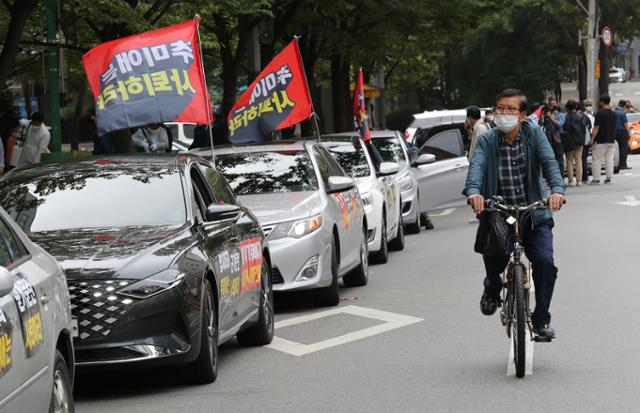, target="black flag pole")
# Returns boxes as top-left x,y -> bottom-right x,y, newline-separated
294,35 -> 322,142
195,14 -> 215,162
